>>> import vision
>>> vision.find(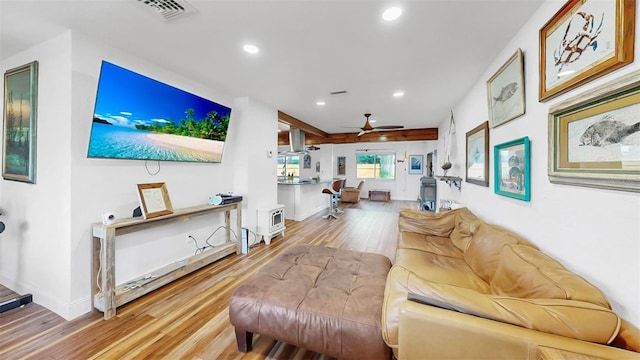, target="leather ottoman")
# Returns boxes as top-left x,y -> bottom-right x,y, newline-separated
229,244 -> 392,360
